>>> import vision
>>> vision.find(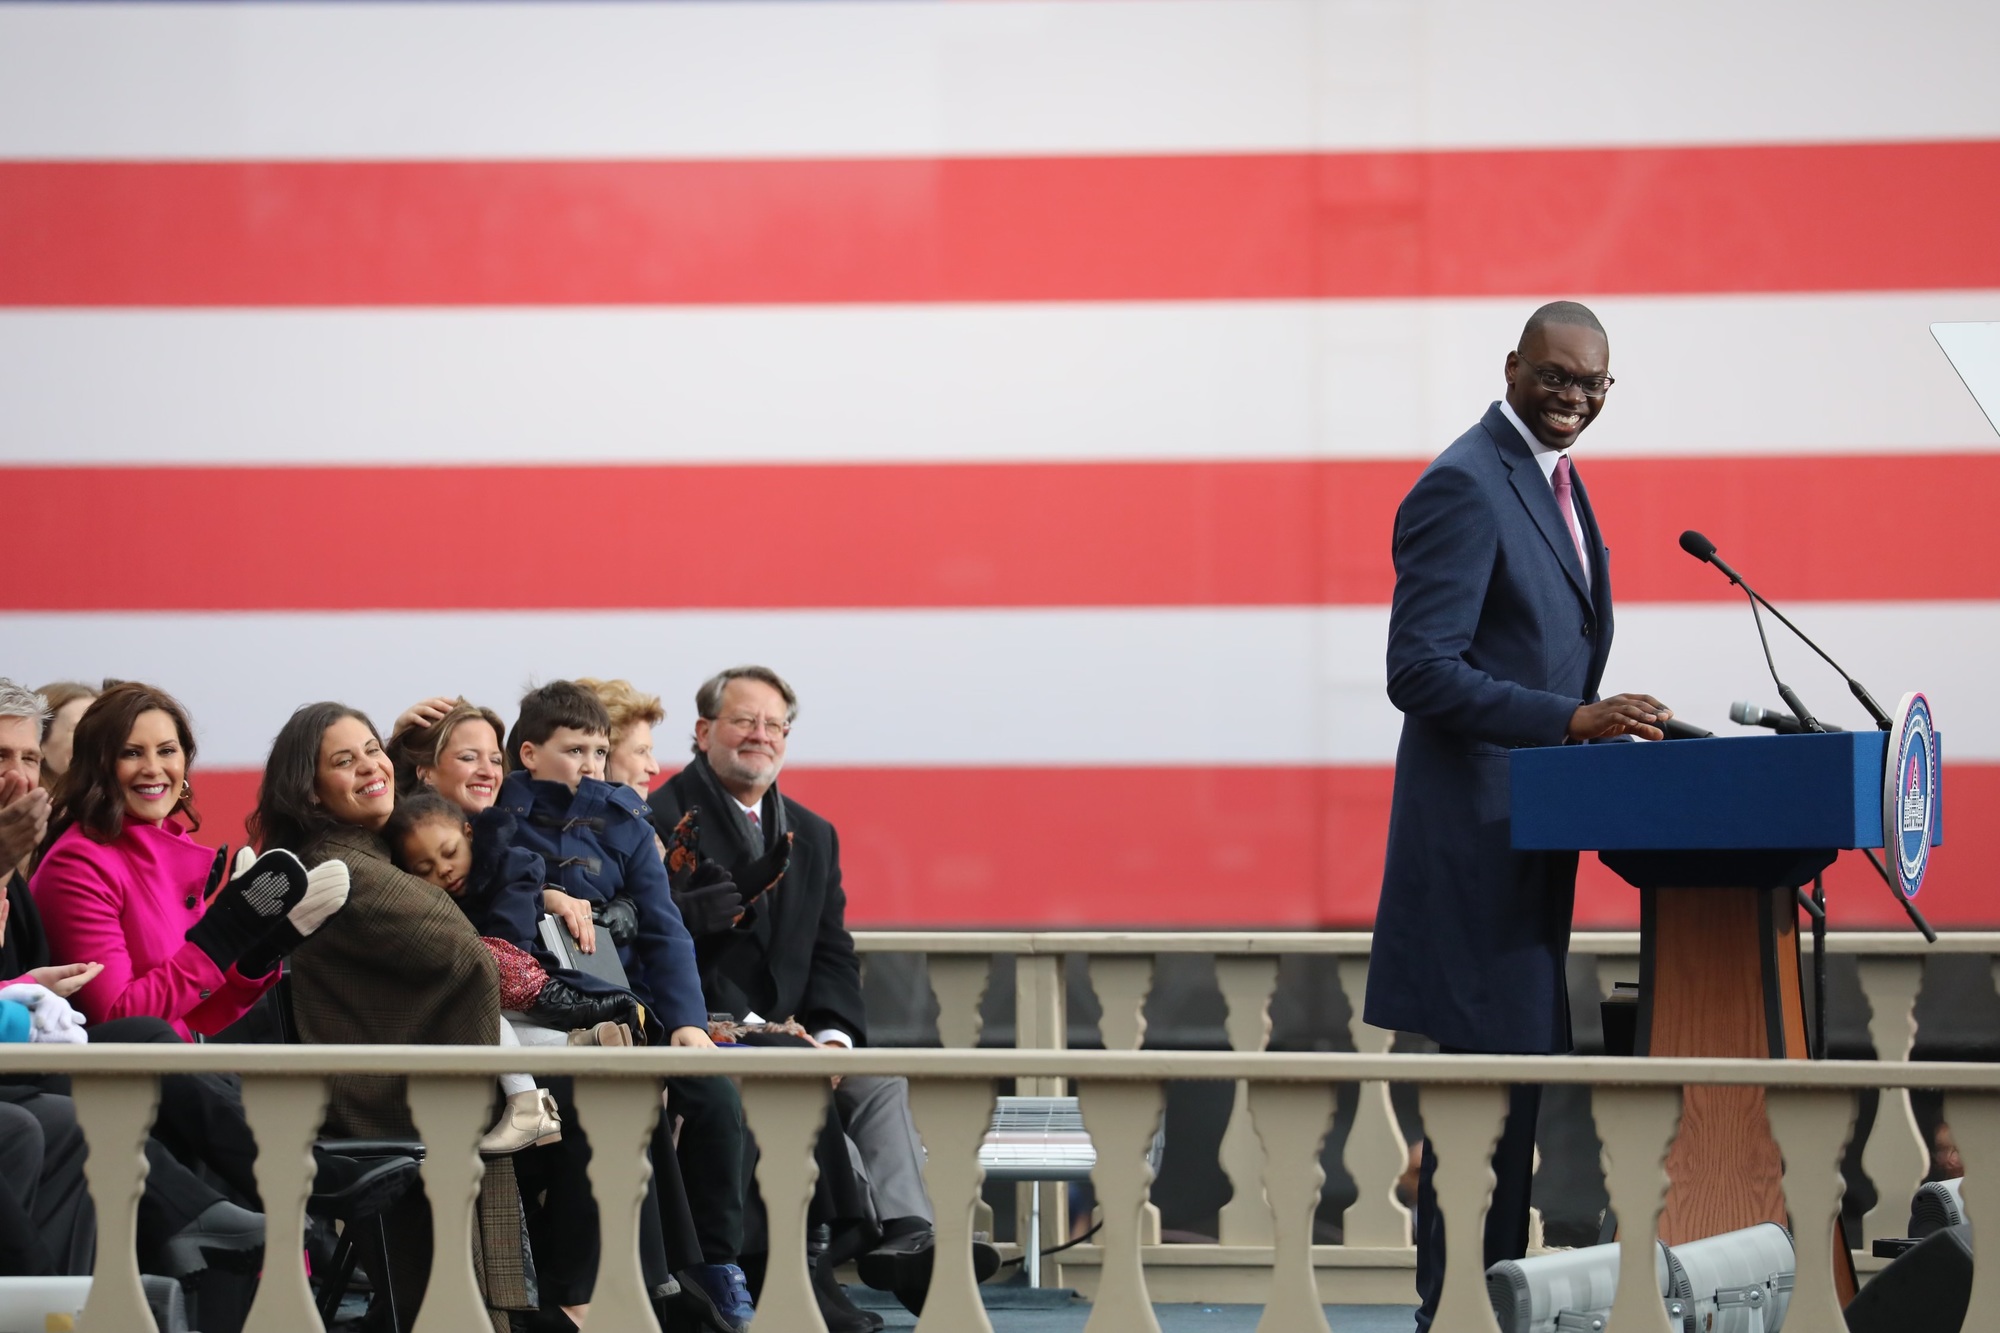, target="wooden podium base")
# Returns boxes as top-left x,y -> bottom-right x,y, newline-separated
1634,883 -> 1857,1300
